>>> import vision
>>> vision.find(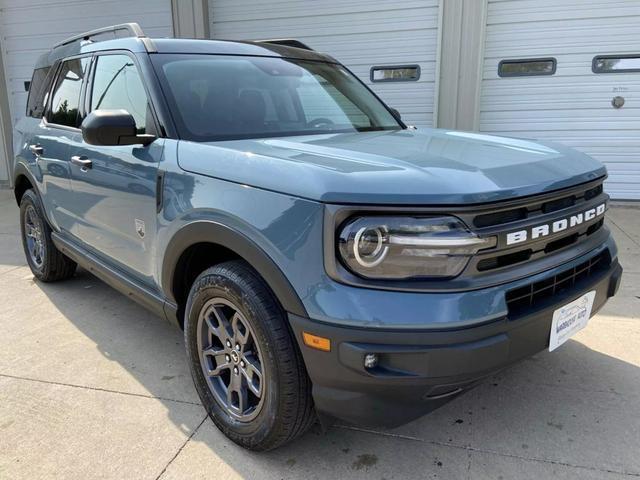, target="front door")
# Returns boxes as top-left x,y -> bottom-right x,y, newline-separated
67,53 -> 163,285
